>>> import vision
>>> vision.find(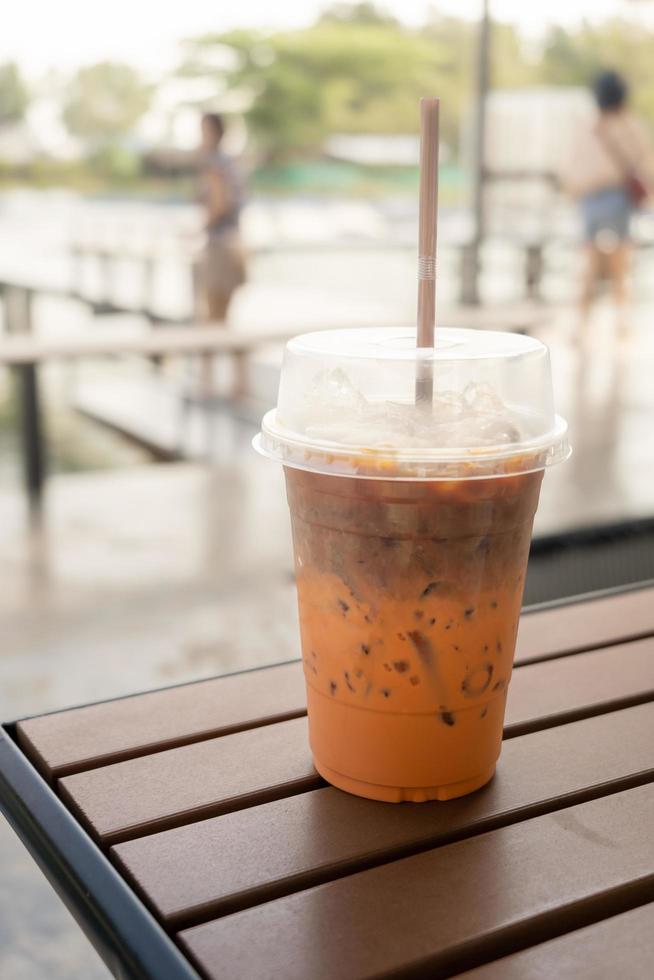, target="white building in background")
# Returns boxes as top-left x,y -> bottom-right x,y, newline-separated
325,88 -> 590,176
483,86 -> 593,177
326,134 -> 420,166
464,86 -> 594,238
325,135 -> 454,166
